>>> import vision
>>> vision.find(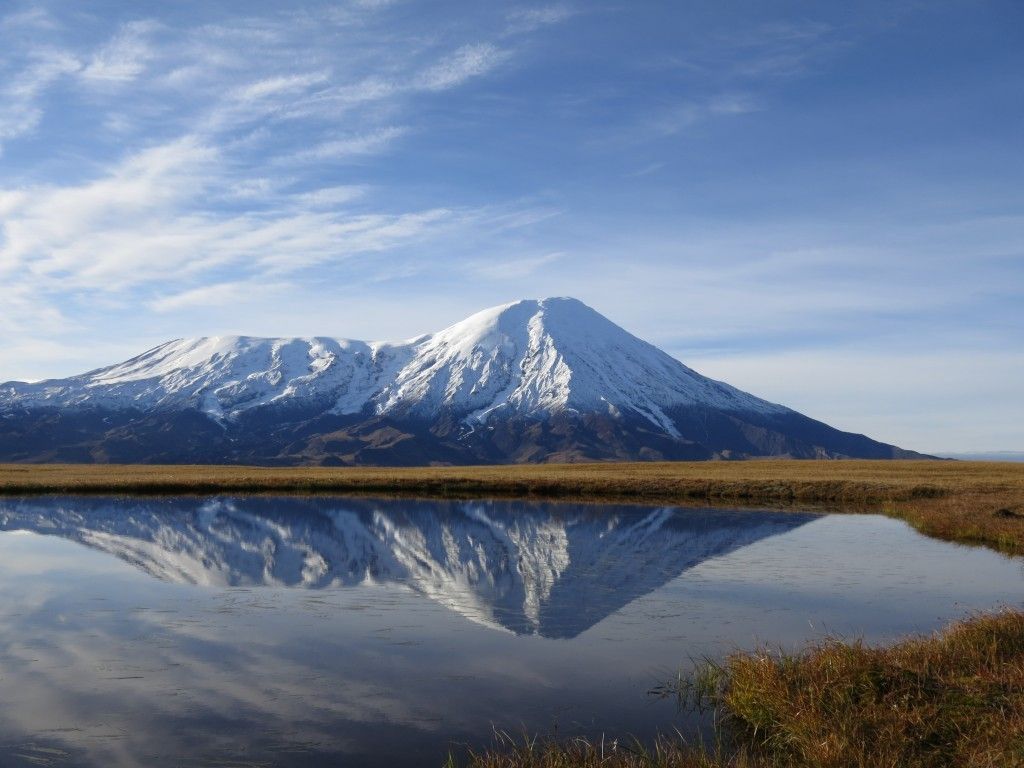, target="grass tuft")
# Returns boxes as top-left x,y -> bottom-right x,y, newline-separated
447,729 -> 752,768
455,610 -> 1024,768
